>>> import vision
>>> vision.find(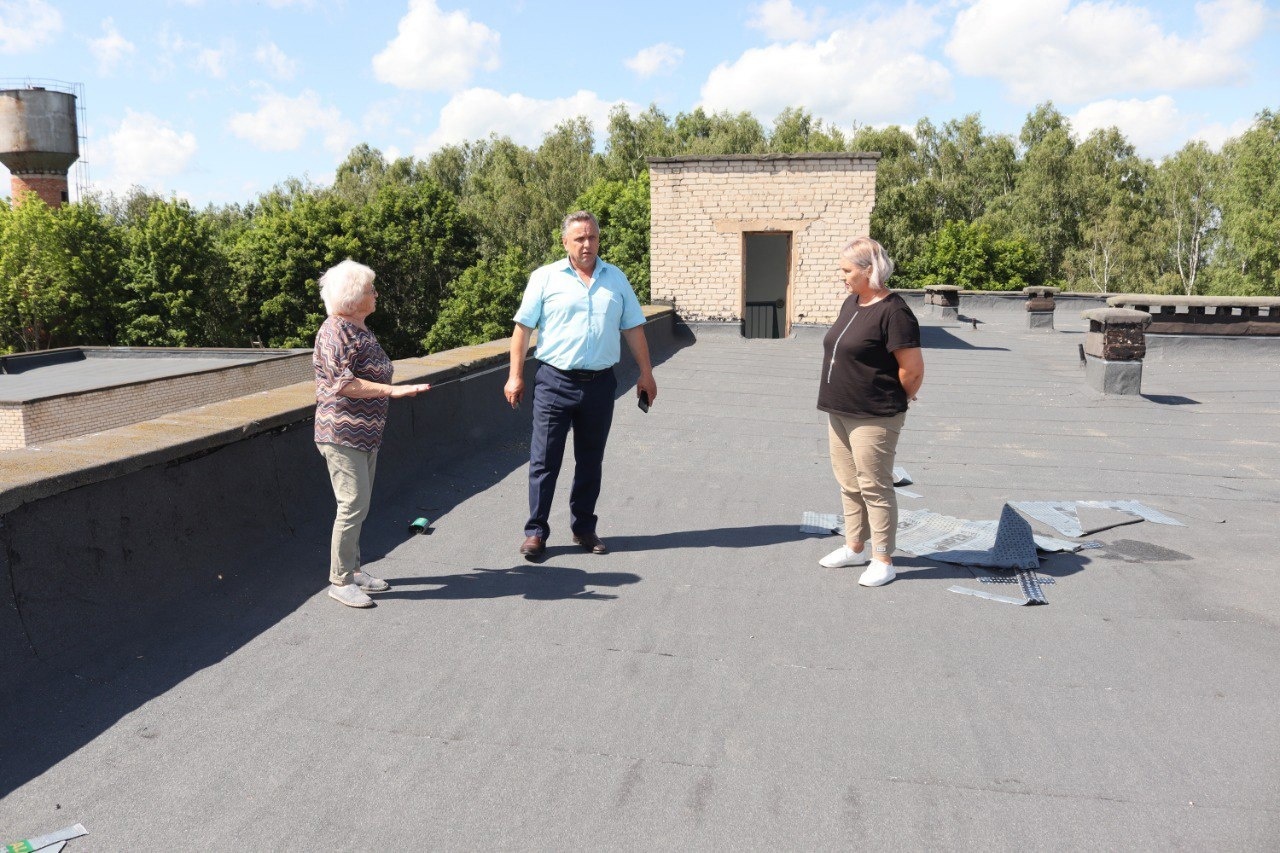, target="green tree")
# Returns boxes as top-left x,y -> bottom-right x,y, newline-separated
914,220 -> 1043,291
424,142 -> 471,199
851,124 -> 933,276
119,198 -> 222,346
423,246 -> 533,352
673,108 -> 767,154
768,107 -> 848,153
535,117 -> 602,222
1064,127 -> 1158,292
603,104 -> 677,181
0,197 -> 124,352
227,179 -> 359,349
997,102 -> 1078,282
355,177 -> 477,358
916,114 -> 1019,224
1212,109 -> 1280,295
446,135 -> 548,262
1151,140 -> 1218,295
574,172 -> 651,301
332,143 -> 390,207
